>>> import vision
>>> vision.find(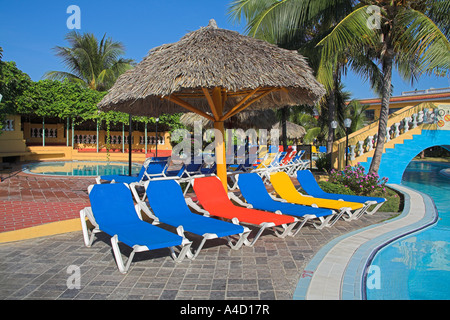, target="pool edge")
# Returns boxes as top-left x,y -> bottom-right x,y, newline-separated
293,183 -> 439,300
